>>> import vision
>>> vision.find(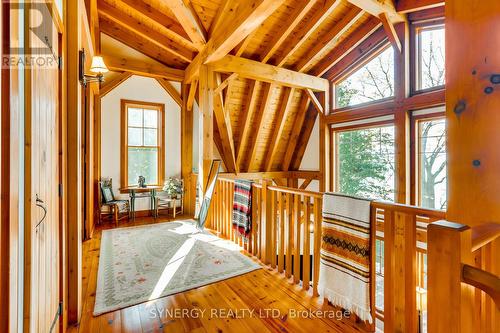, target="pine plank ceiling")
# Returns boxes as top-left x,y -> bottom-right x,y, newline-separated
96,0 -> 426,173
